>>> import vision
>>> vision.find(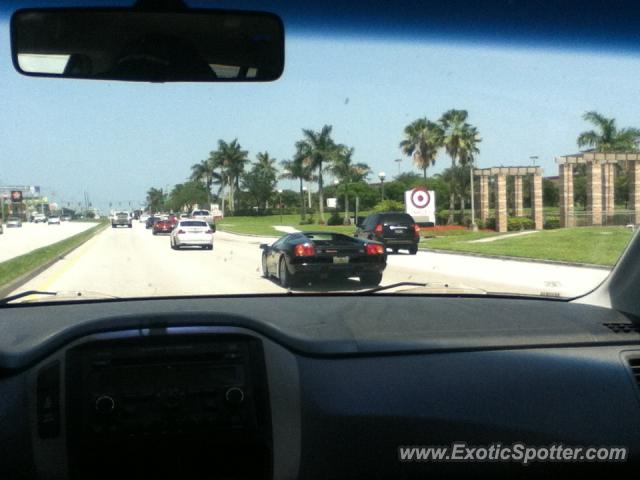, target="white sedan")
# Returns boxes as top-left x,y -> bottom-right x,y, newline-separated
170,220 -> 214,250
47,216 -> 61,225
